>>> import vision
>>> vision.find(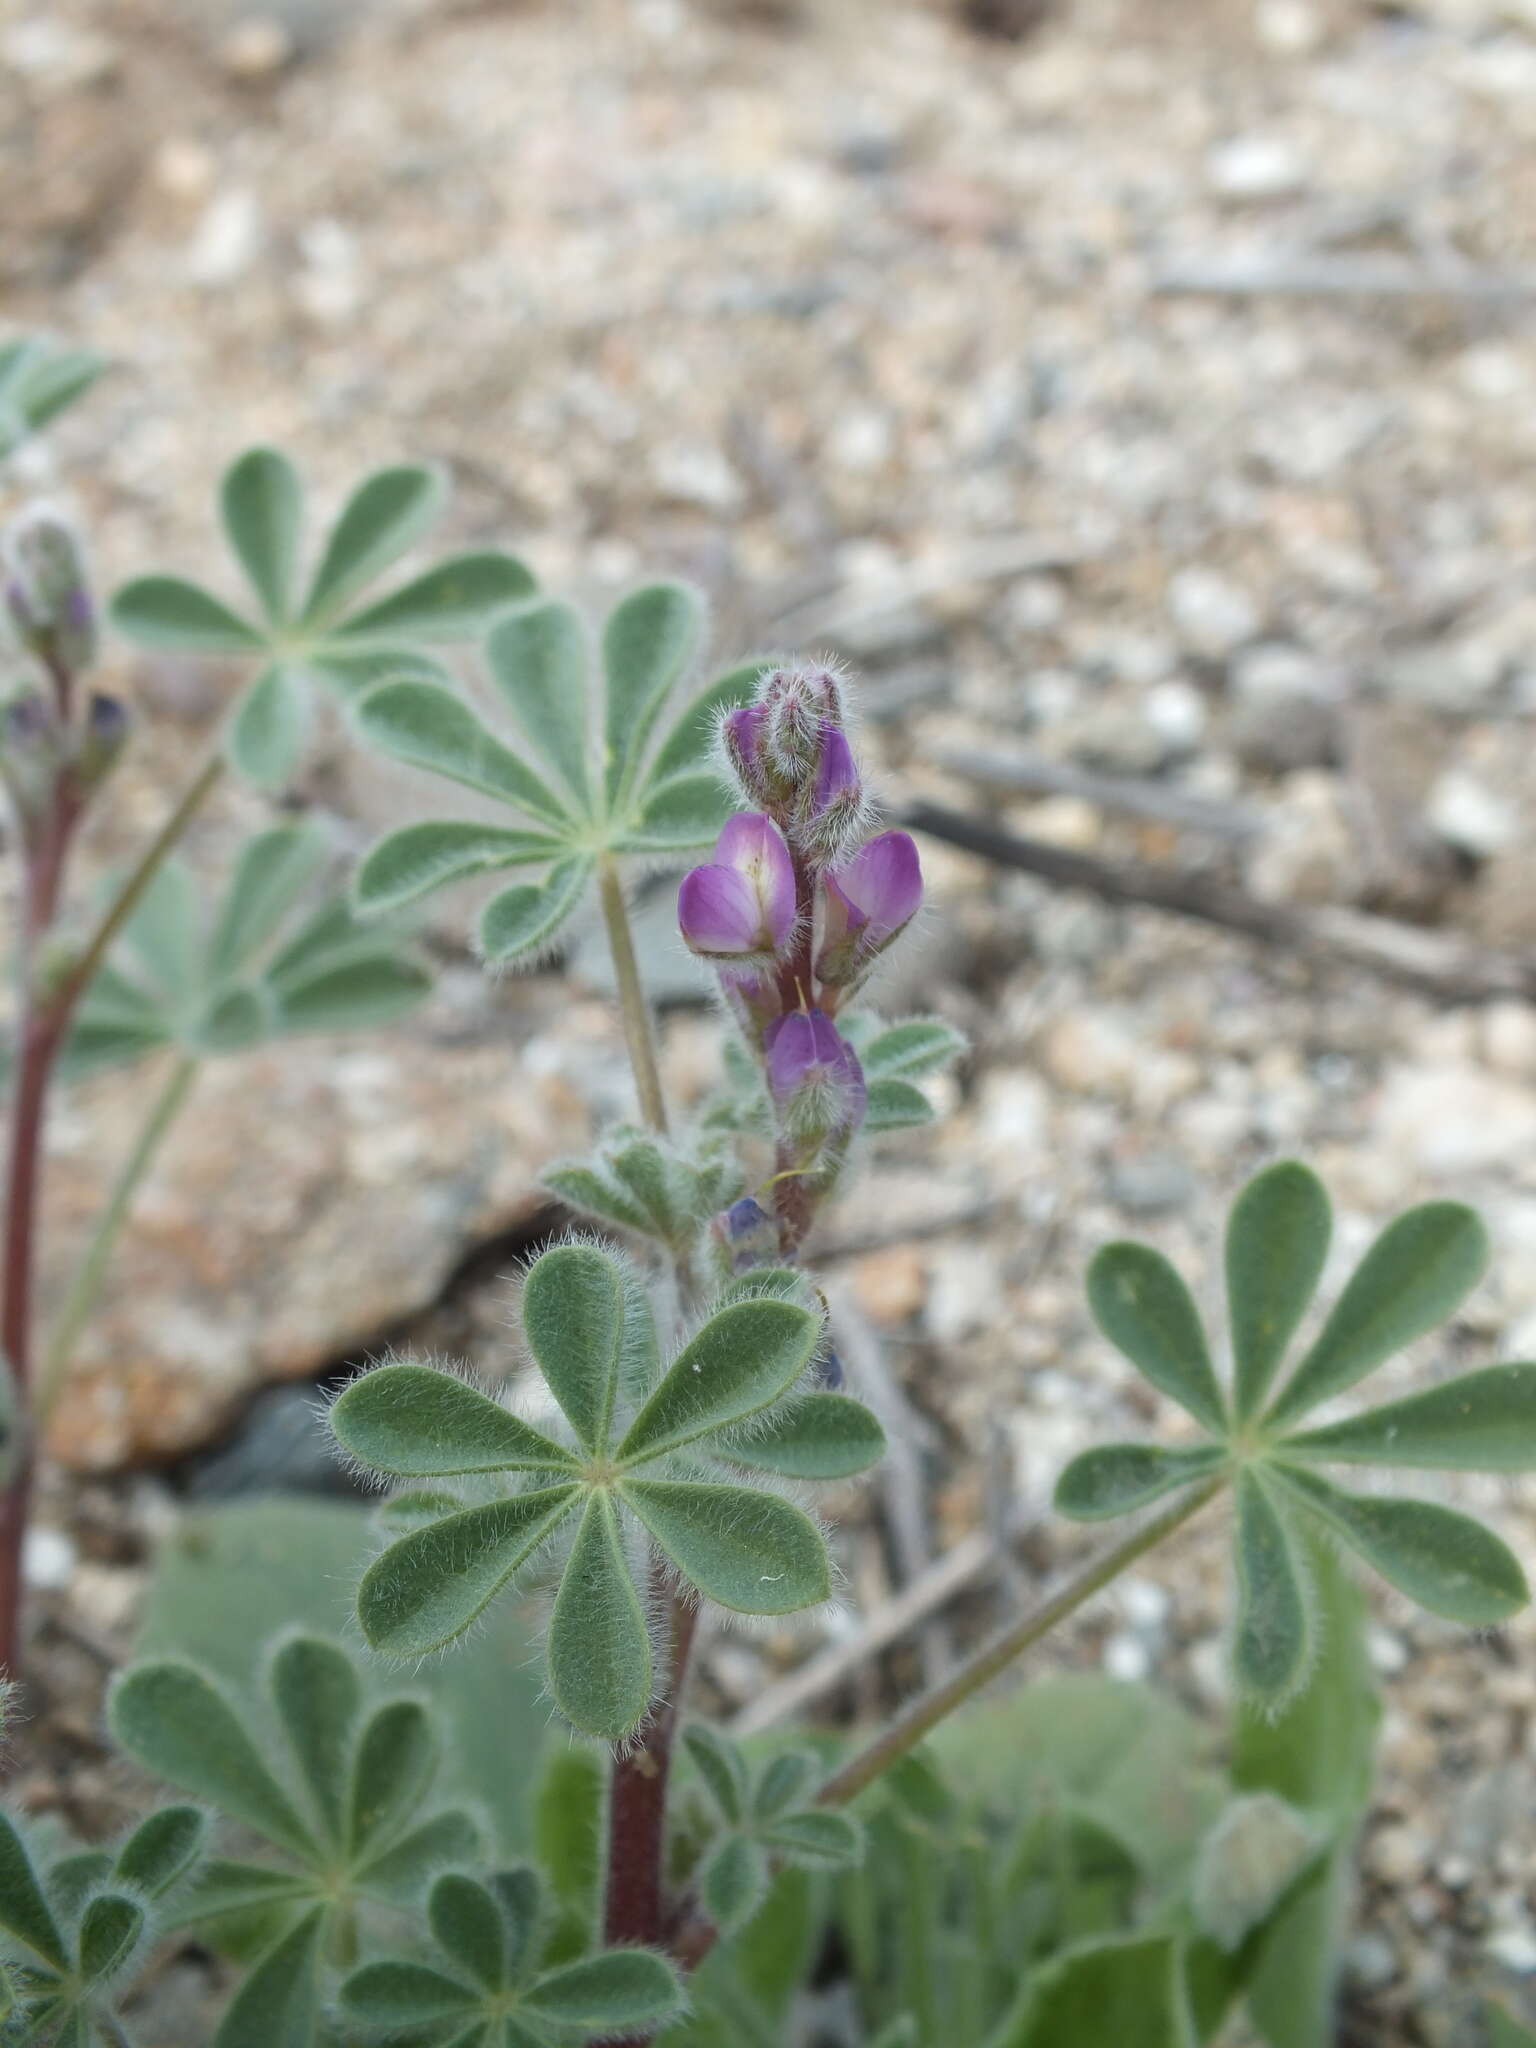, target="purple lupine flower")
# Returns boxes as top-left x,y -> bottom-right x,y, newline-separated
764,1008 -> 867,1139
678,812 -> 797,963
815,829 -> 923,986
